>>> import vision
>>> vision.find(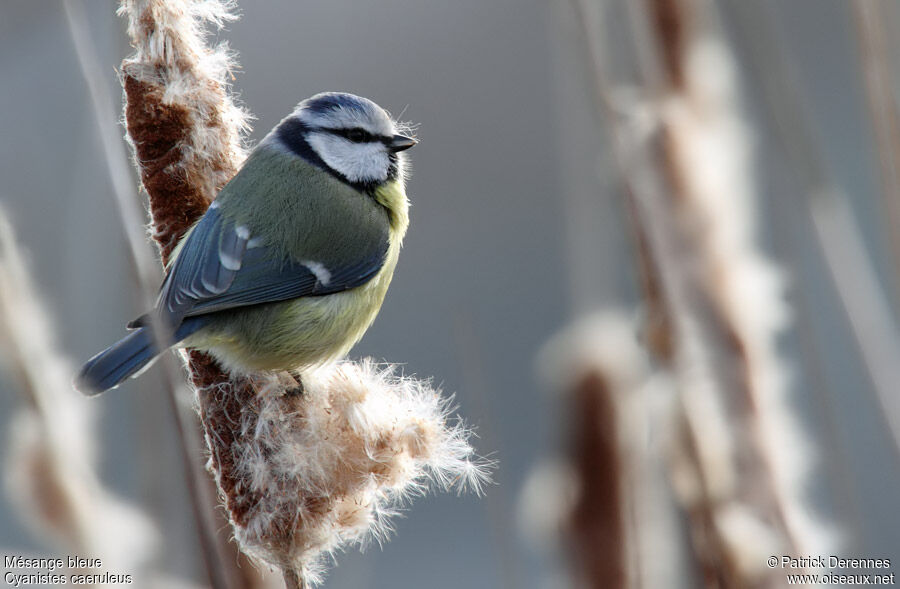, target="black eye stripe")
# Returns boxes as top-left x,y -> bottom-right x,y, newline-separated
324,127 -> 384,144
337,128 -> 370,142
